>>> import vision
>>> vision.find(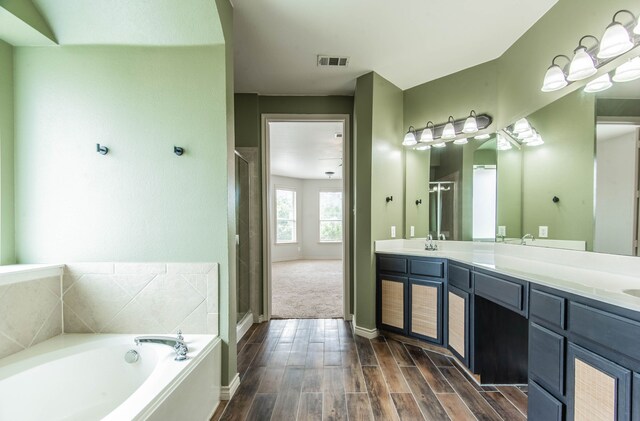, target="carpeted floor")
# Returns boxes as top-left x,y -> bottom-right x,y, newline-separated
271,259 -> 343,318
